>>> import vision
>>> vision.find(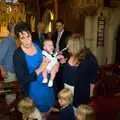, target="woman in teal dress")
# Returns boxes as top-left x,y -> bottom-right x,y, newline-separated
13,22 -> 55,112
